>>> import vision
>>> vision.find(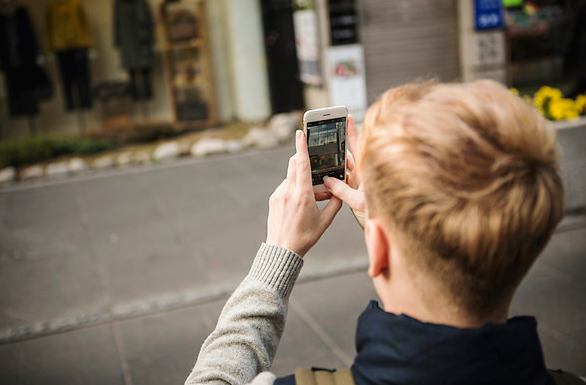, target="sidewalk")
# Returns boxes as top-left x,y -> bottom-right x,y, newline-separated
0,145 -> 585,383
